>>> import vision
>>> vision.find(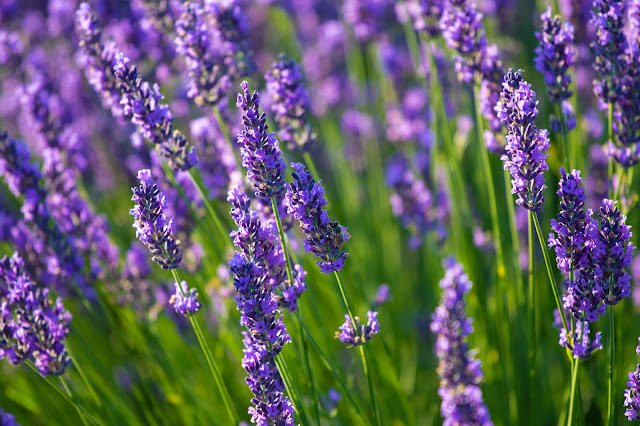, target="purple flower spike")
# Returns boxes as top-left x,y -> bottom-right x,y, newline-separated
534,7 -> 576,103
113,53 -> 197,172
130,169 -> 182,270
236,81 -> 287,199
496,69 -> 550,212
0,253 -> 71,376
170,281 -> 201,316
335,311 -> 380,348
265,54 -> 315,152
285,162 -> 351,273
559,320 -> 602,359
431,257 -> 493,426
624,339 -> 640,420
174,2 -> 231,106
548,168 -> 593,273
593,199 -> 635,306
0,408 -> 19,426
